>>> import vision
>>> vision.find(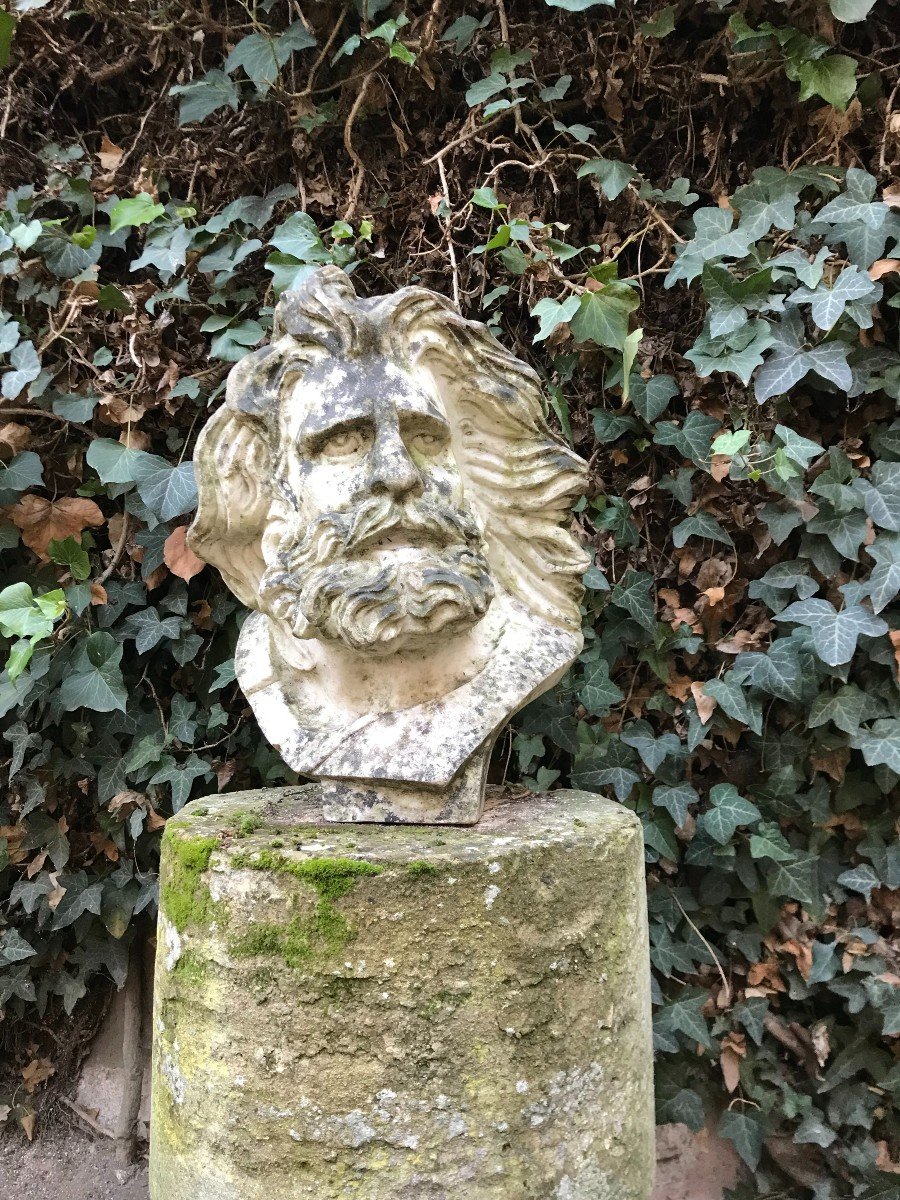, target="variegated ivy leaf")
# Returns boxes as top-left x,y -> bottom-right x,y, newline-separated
775,599 -> 888,666
685,318 -> 773,385
754,312 -> 852,402
787,265 -> 881,331
665,208 -> 755,286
